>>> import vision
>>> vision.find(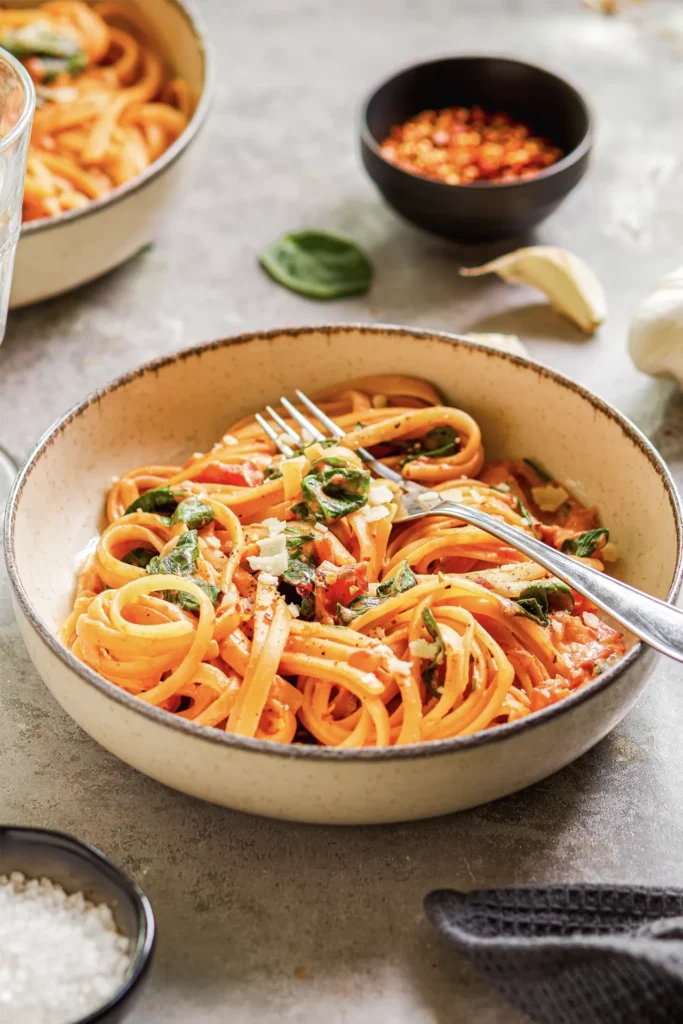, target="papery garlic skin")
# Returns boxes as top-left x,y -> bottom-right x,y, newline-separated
459,246 -> 607,335
628,265 -> 683,385
464,333 -> 529,357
